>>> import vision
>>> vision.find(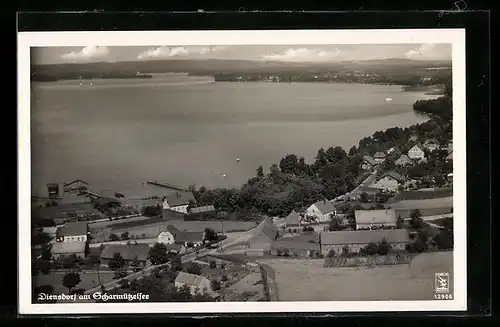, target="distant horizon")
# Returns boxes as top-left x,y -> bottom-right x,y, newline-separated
31,44 -> 452,65
32,56 -> 453,67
